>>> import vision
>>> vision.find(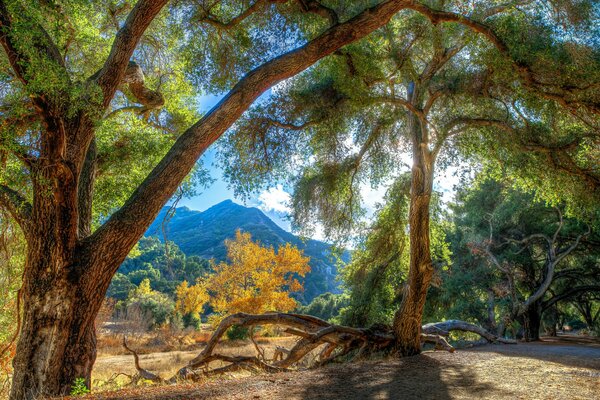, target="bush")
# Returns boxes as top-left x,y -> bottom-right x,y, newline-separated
226,325 -> 249,340
182,312 -> 202,330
